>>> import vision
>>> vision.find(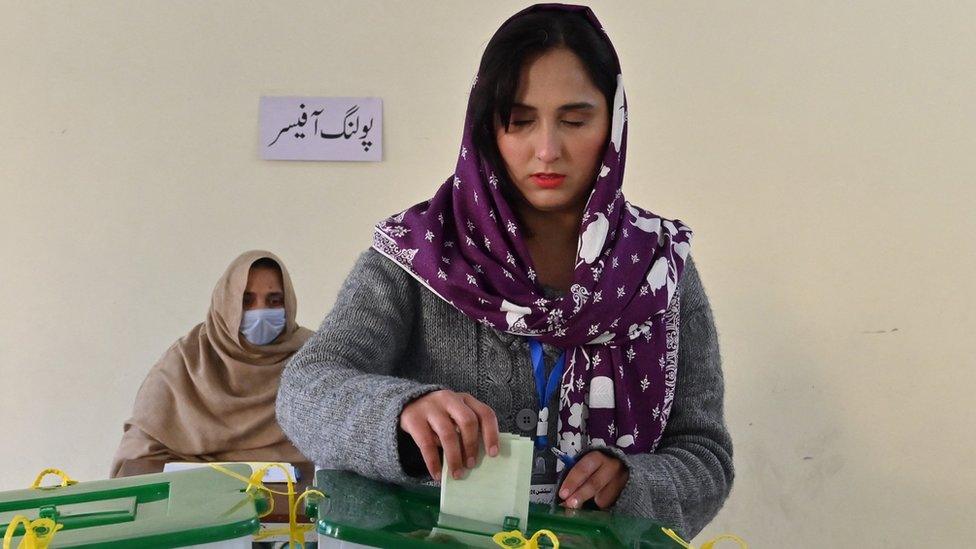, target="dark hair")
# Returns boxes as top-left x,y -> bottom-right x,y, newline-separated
250,257 -> 282,273
470,10 -> 618,198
